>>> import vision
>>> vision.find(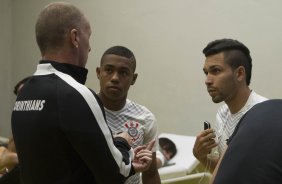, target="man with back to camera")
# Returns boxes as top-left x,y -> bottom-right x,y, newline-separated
11,2 -> 153,184
193,38 -> 267,172
96,46 -> 161,184
211,99 -> 282,184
